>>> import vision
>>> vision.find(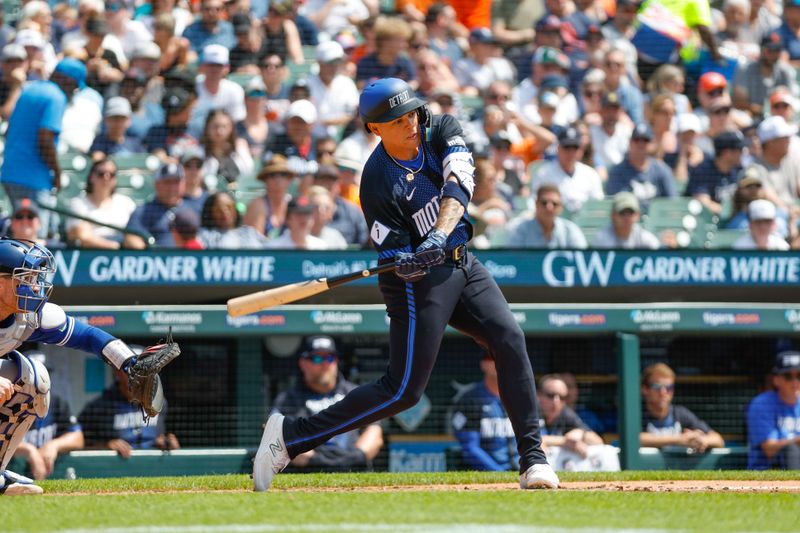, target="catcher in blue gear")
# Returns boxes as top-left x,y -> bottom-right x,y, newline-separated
0,238 -> 179,495
254,78 -> 559,491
